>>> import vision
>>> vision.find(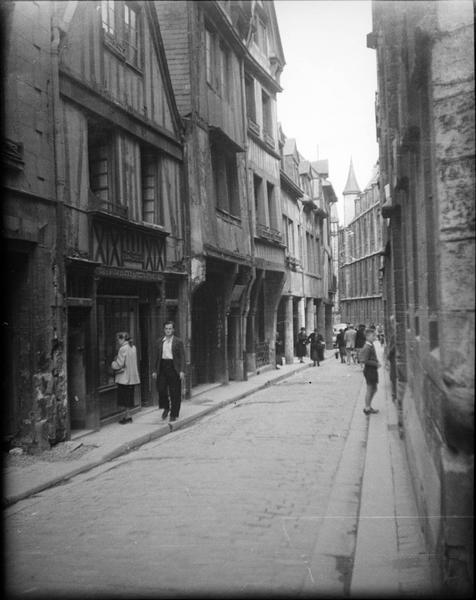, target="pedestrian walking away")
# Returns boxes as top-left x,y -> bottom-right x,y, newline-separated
111,331 -> 140,424
307,328 -> 324,366
343,324 -> 357,365
152,321 -> 186,422
295,327 -> 308,363
359,328 -> 381,415
336,329 -> 346,363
